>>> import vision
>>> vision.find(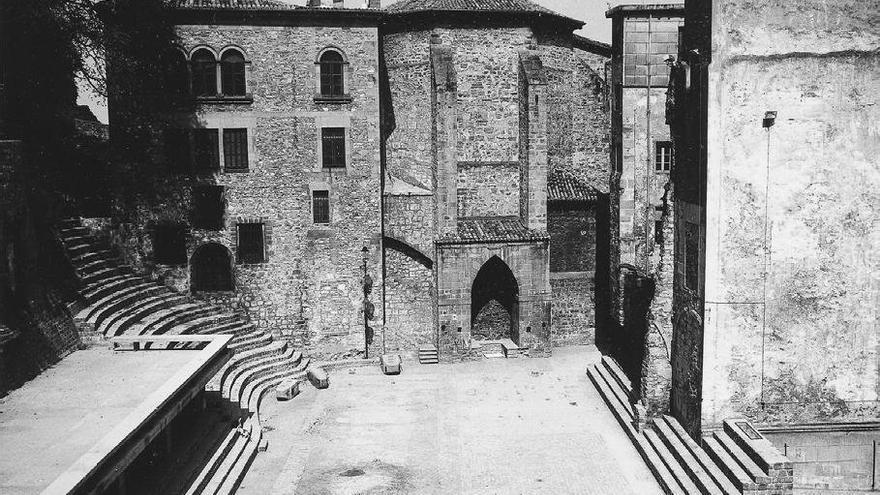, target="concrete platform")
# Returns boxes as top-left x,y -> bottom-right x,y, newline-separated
0,335 -> 230,494
238,345 -> 663,495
